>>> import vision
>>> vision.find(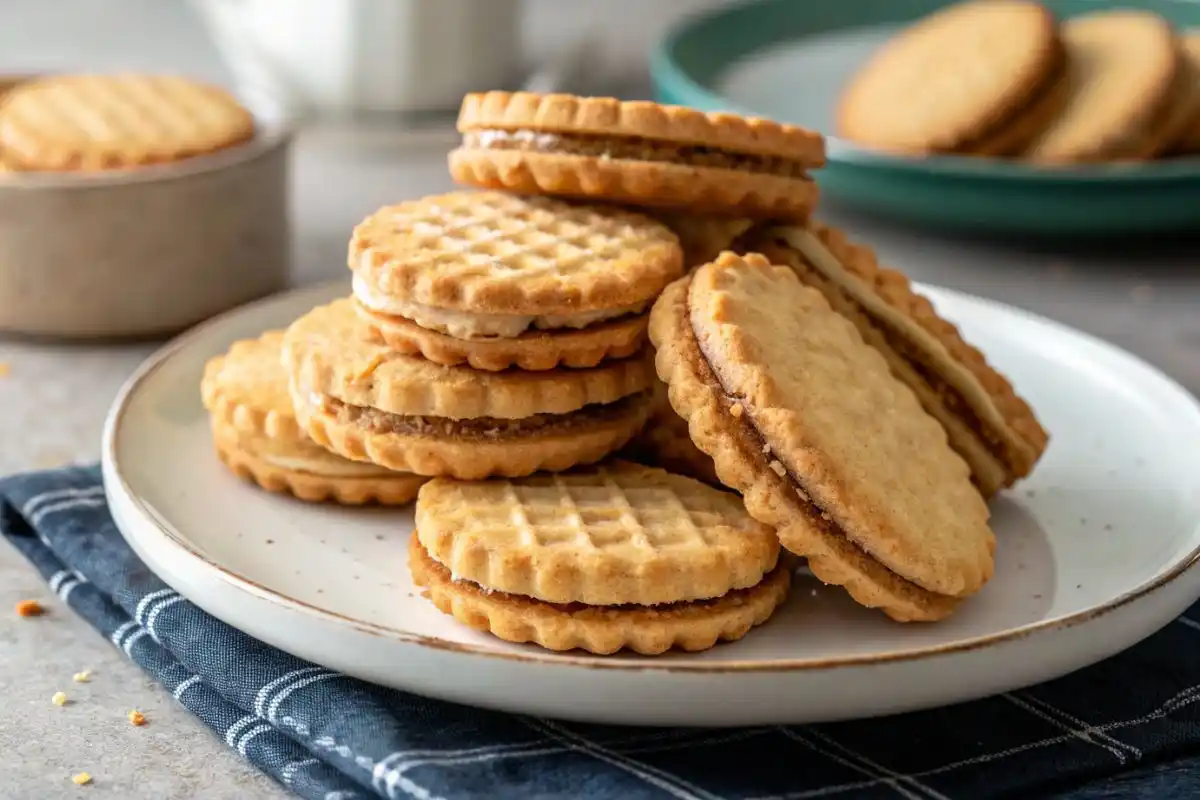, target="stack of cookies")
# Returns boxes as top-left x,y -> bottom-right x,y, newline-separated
836,1 -> 1200,163
200,89 -> 1049,654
